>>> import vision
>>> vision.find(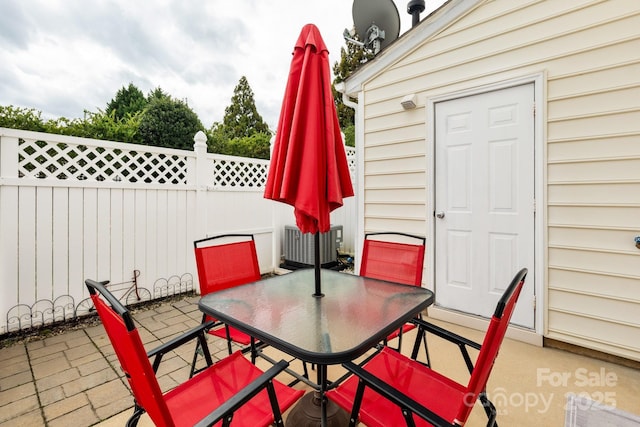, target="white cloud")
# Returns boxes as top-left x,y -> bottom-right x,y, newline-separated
0,0 -> 445,129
